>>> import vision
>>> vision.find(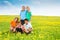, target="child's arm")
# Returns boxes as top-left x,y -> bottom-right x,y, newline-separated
15,25 -> 18,28
20,12 -> 21,16
21,25 -> 25,30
